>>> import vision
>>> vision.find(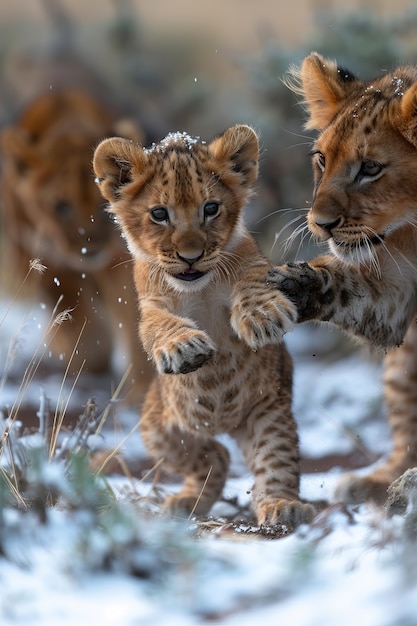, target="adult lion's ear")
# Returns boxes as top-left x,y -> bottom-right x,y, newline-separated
209,124 -> 259,188
399,83 -> 417,147
287,52 -> 359,131
93,137 -> 148,203
112,118 -> 145,144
